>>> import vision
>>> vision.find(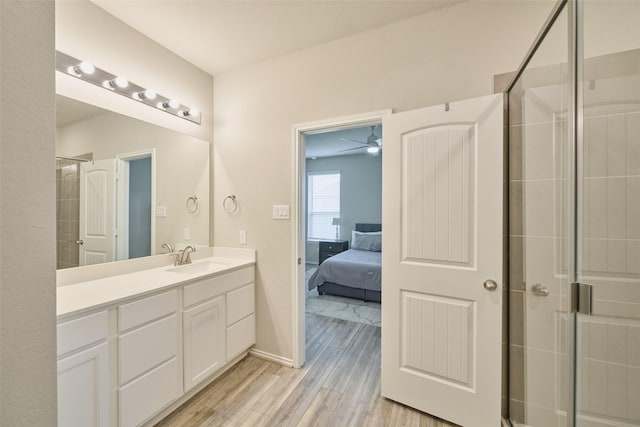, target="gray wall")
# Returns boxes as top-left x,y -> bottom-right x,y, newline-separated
1,1 -> 57,424
129,157 -> 152,259
305,153 -> 382,264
